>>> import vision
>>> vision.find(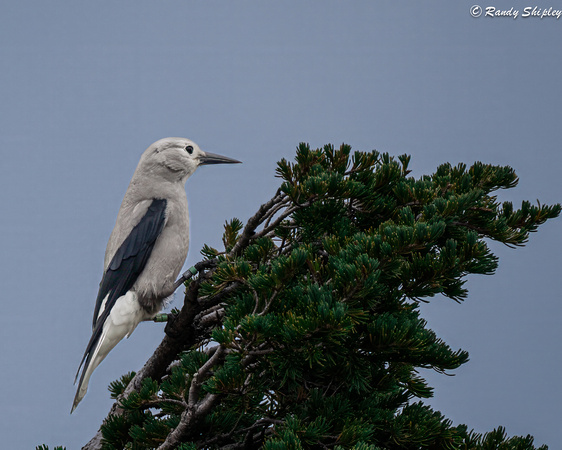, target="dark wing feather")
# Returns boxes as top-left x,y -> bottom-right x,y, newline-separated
93,198 -> 168,327
75,198 -> 167,382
